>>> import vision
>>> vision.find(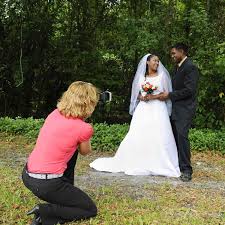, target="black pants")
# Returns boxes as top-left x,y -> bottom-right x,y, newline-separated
22,151 -> 97,225
63,150 -> 78,185
171,119 -> 193,175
